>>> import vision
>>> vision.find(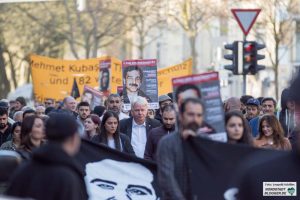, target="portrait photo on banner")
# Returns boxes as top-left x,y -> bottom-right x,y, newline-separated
82,85 -> 109,108
172,72 -> 227,142
122,59 -> 159,111
99,59 -> 111,92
